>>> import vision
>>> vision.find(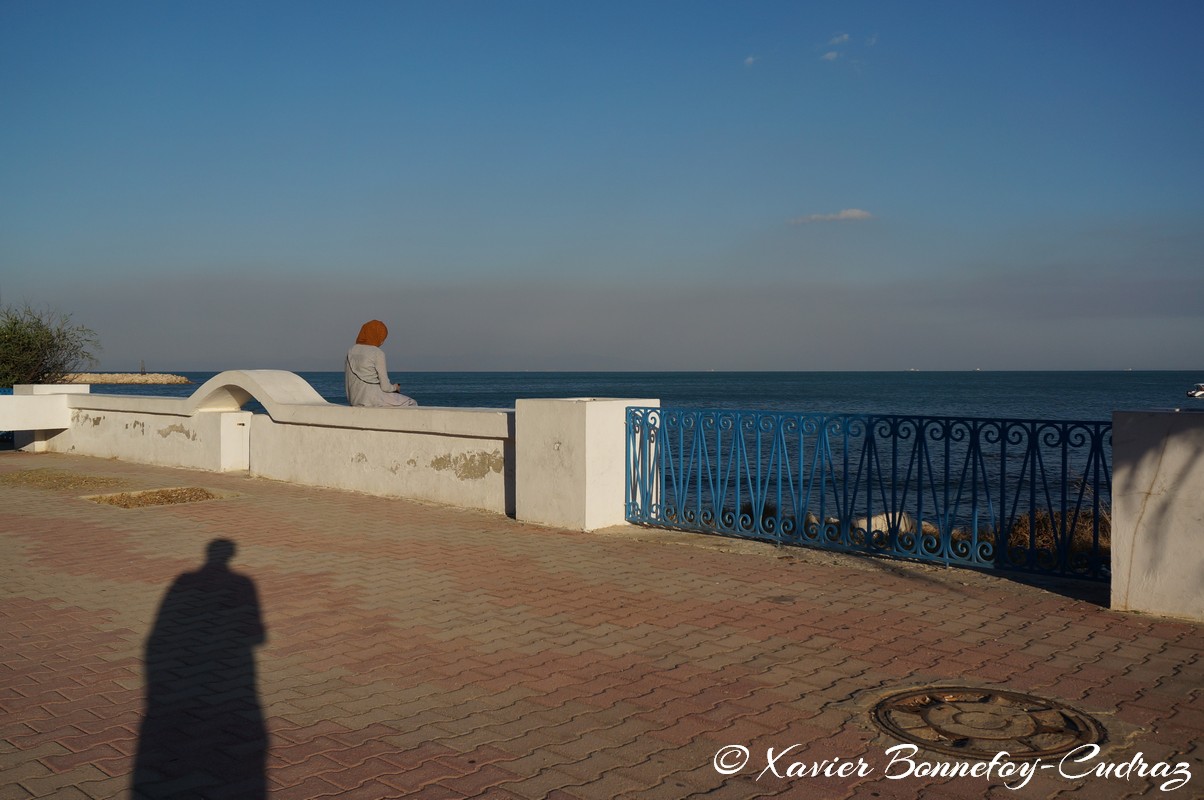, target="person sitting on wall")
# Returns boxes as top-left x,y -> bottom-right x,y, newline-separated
344,320 -> 418,408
